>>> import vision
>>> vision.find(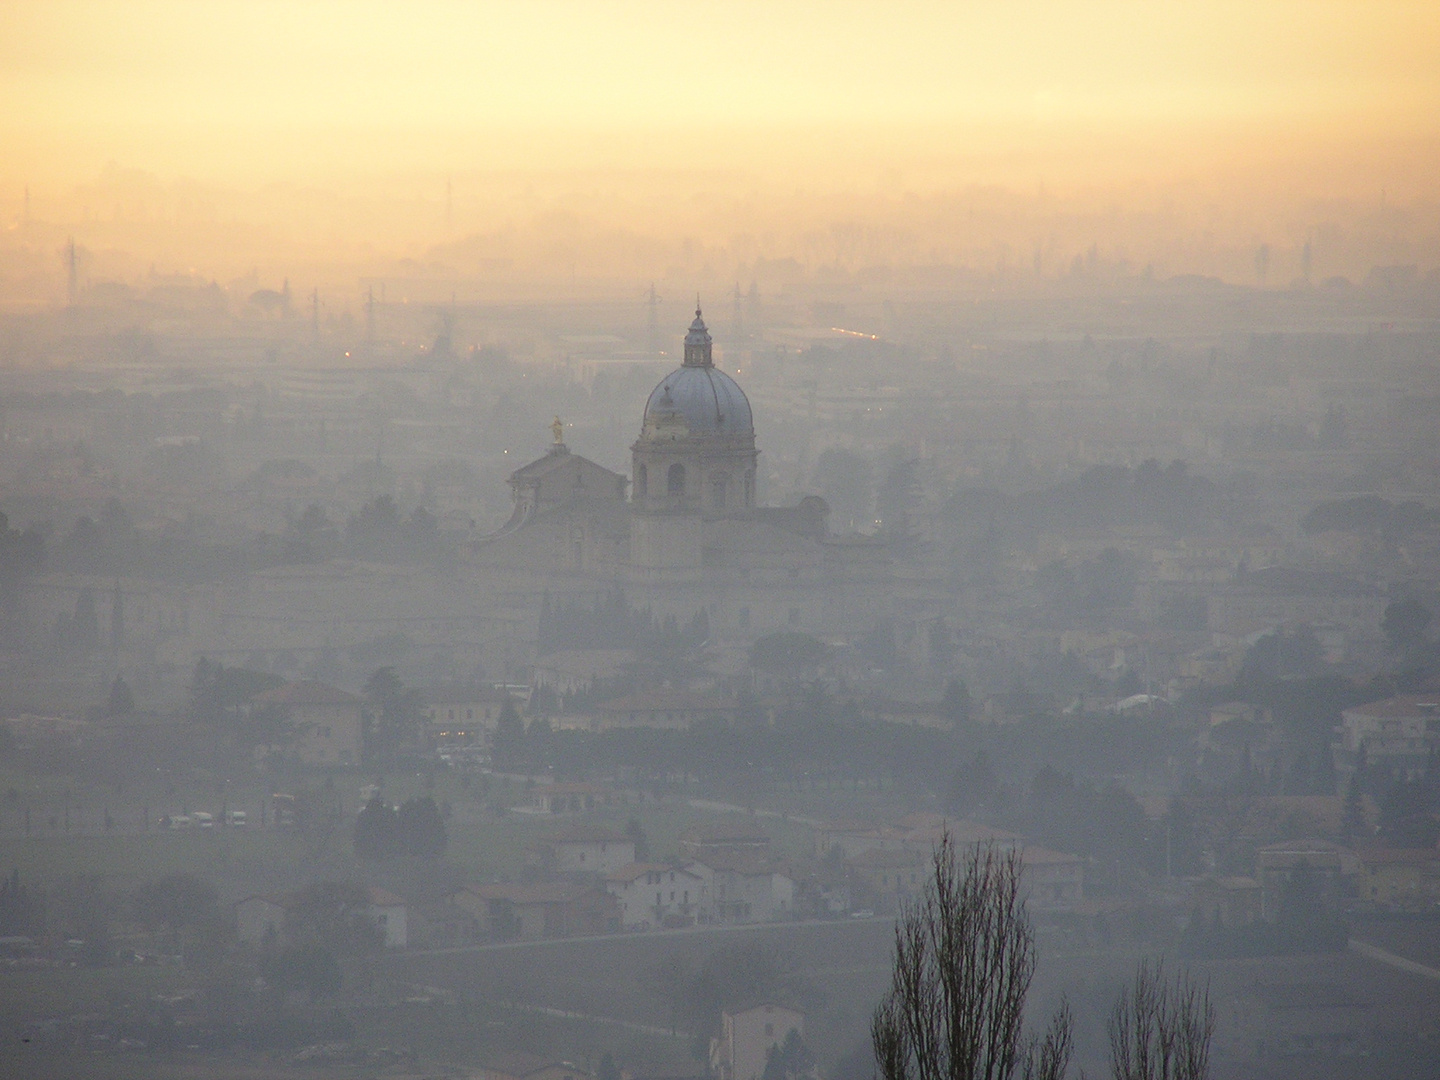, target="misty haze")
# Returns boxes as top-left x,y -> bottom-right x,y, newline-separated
2,3 -> 1440,1079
